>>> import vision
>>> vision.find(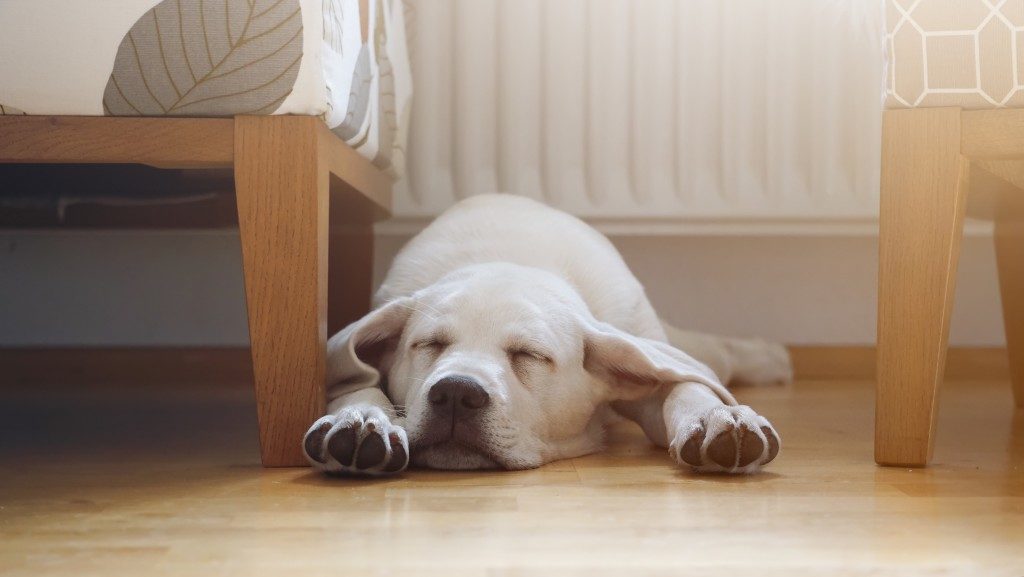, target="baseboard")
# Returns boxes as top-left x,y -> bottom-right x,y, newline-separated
0,346 -> 1009,388
788,346 -> 1010,381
